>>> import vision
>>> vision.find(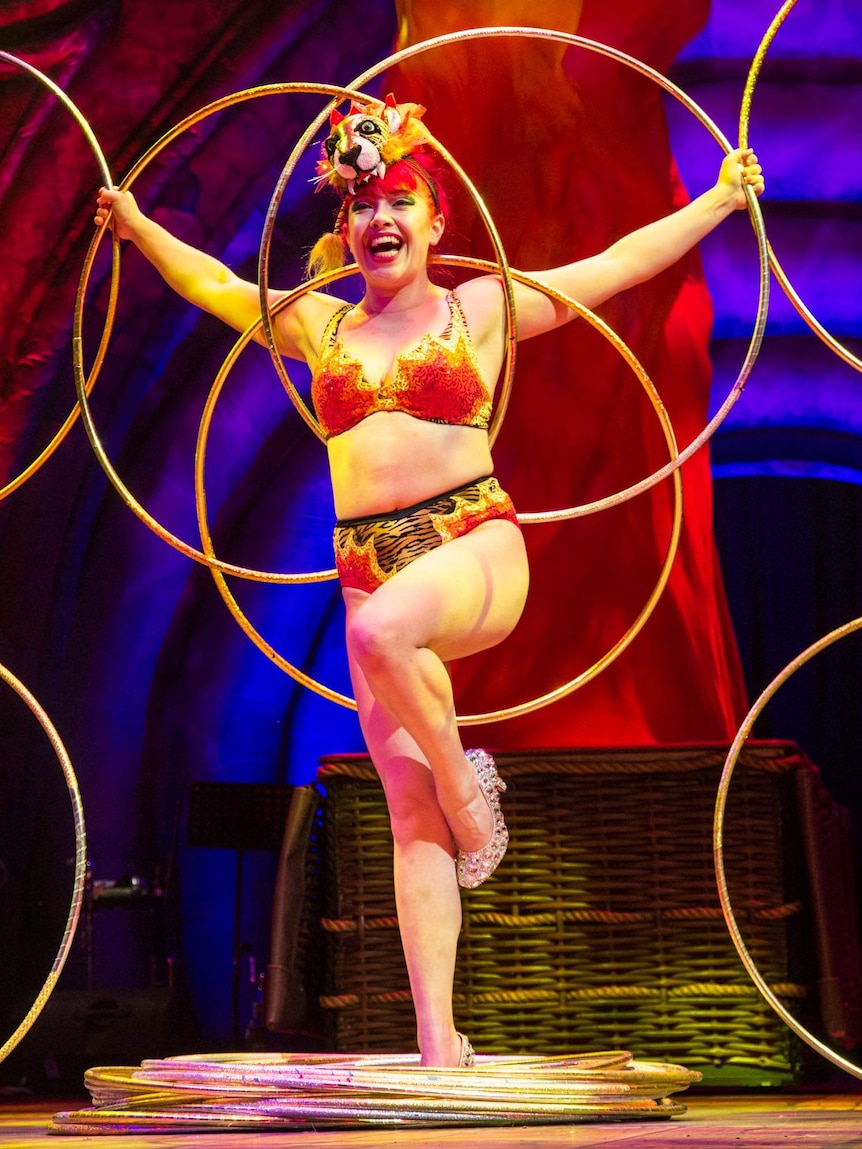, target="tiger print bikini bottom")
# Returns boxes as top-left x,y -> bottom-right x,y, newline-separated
333,475 -> 520,595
